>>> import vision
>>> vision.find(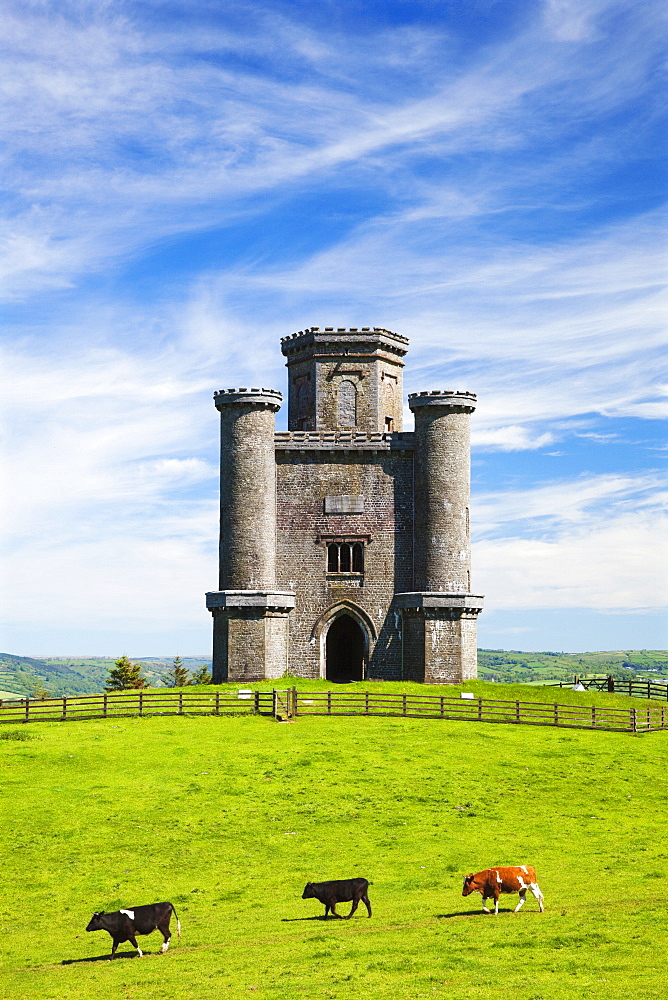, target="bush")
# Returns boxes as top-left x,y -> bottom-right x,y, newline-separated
105,655 -> 150,691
